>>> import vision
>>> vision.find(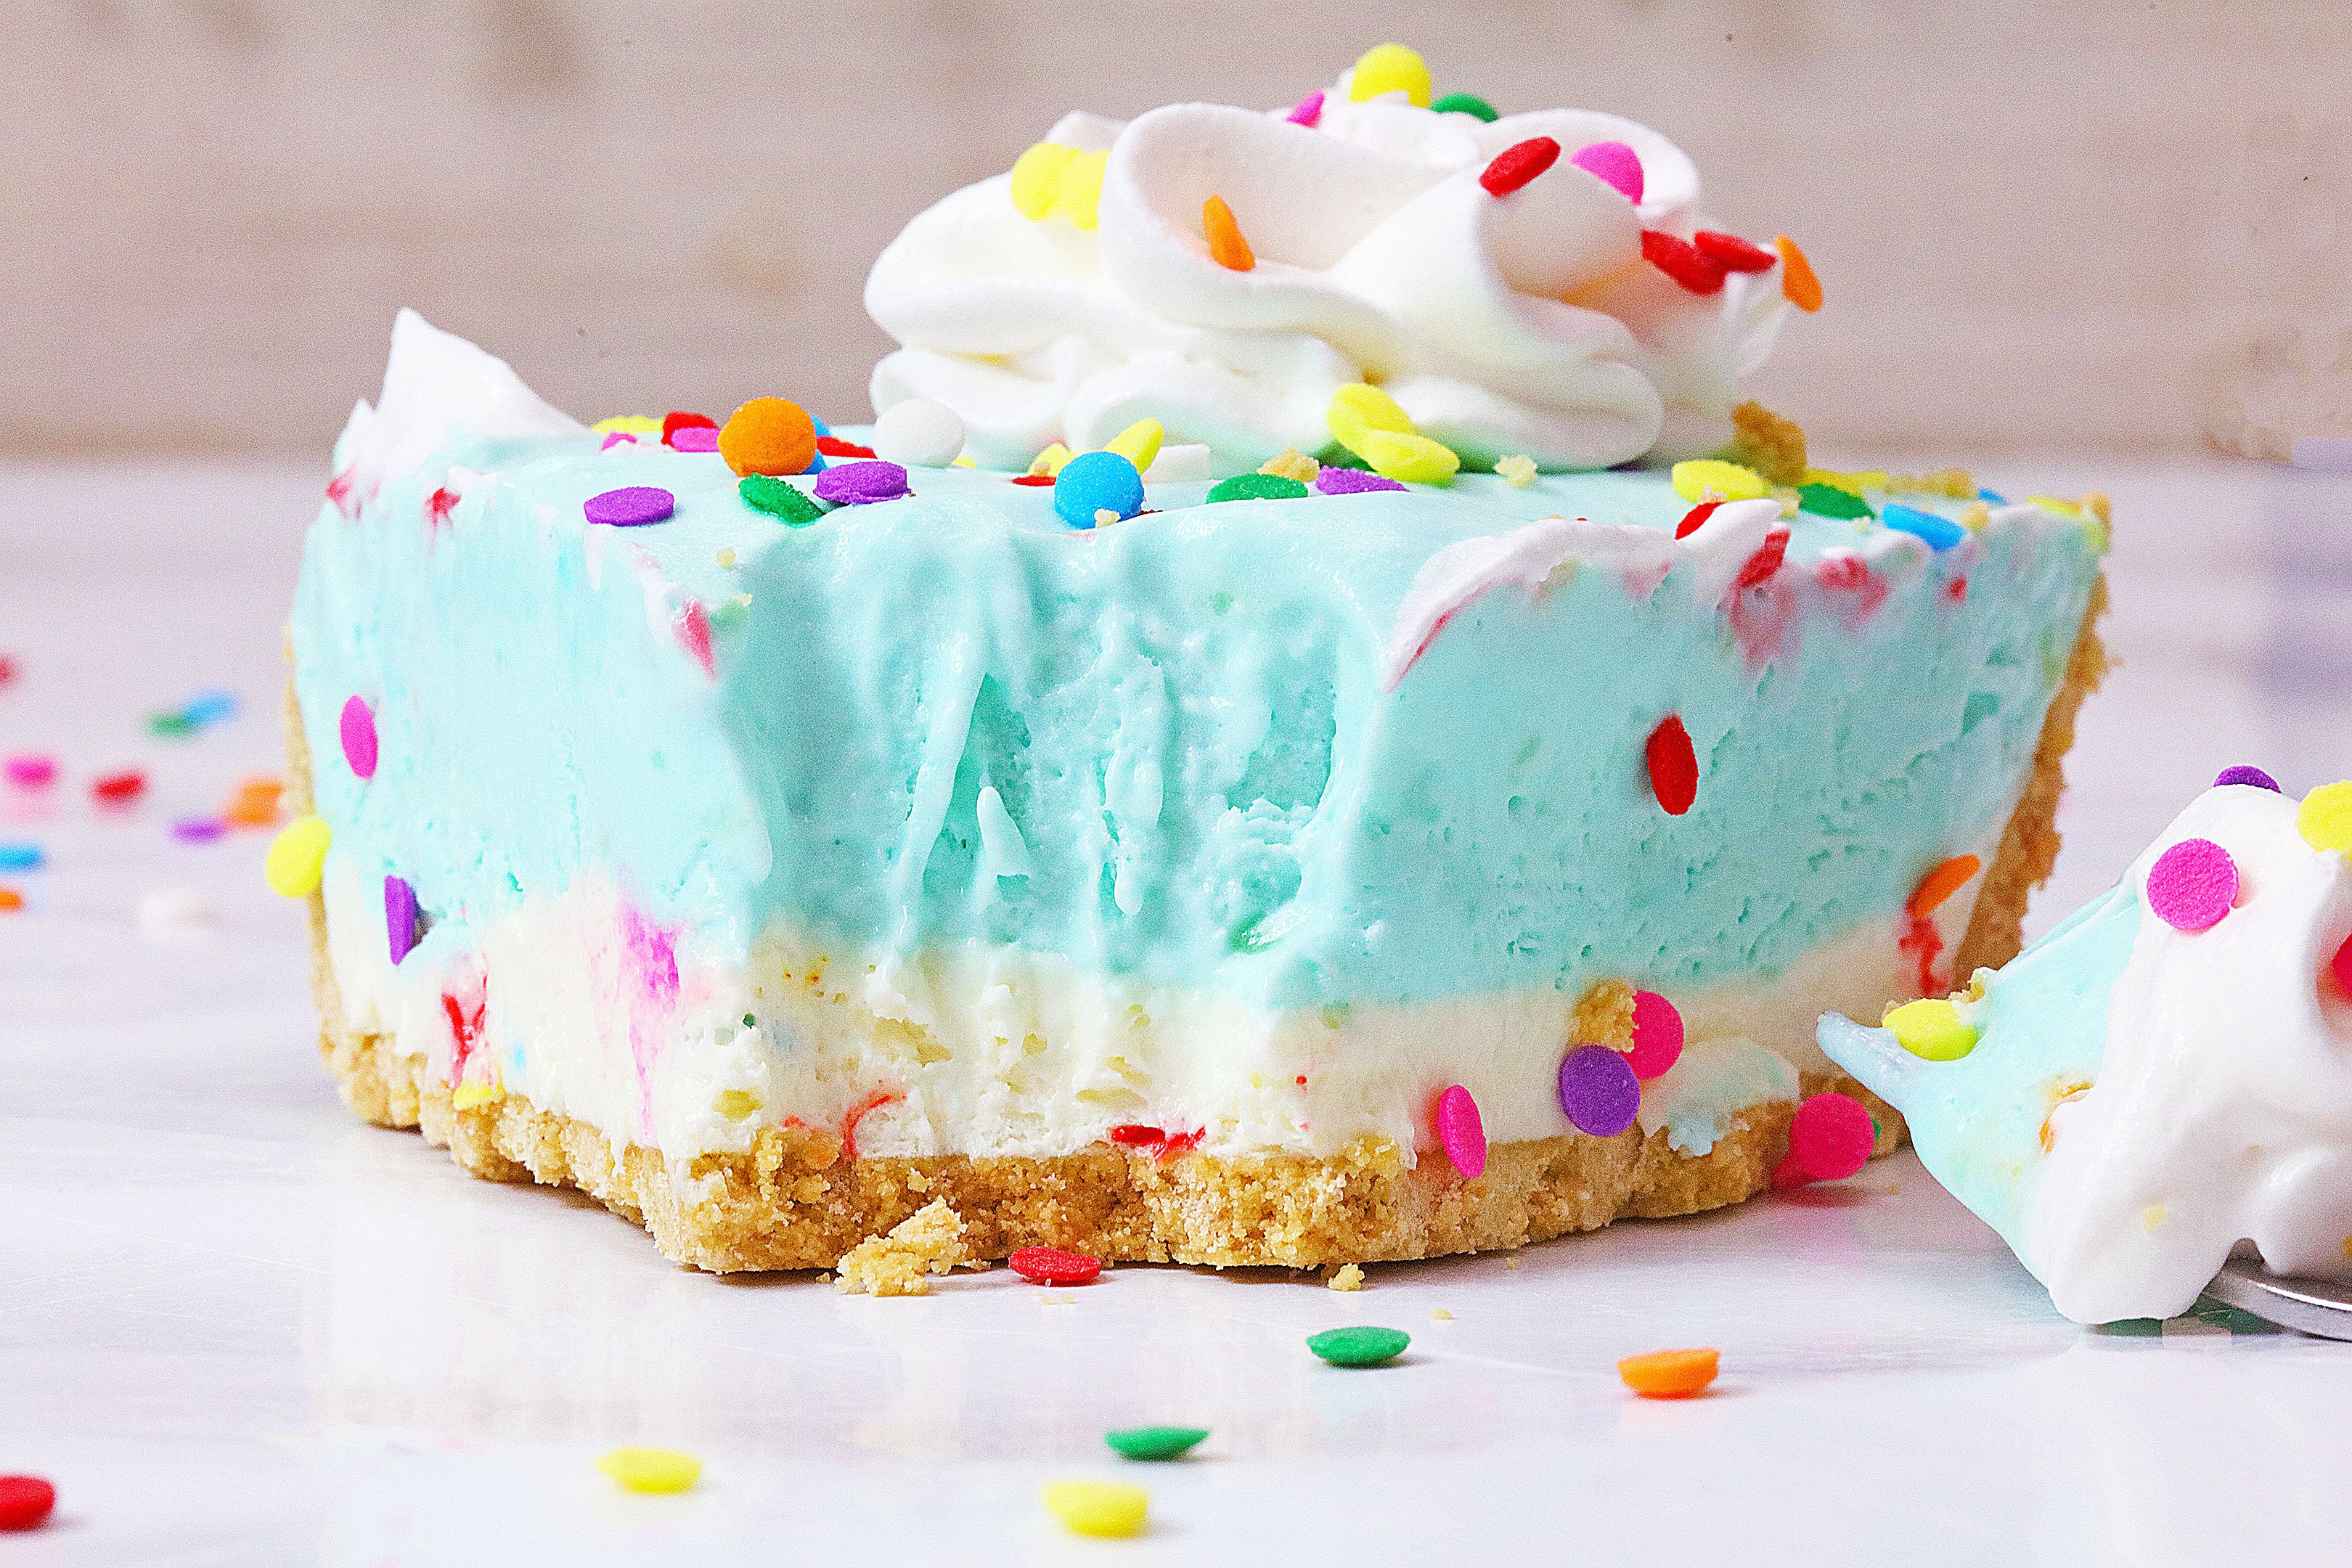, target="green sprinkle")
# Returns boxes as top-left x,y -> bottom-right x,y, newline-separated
1796,482 -> 1874,520
147,711 -> 197,738
1205,473 -> 1310,504
740,474 -> 825,525
2096,1317 -> 2163,1337
1429,91 -> 1499,122
1313,441 -> 1371,471
1307,1325 -> 1410,1368
1103,1425 -> 1208,1462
